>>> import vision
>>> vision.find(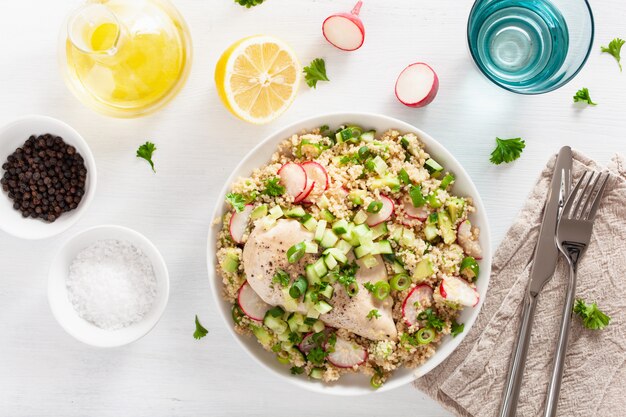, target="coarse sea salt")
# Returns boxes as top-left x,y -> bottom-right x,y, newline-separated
66,239 -> 157,330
